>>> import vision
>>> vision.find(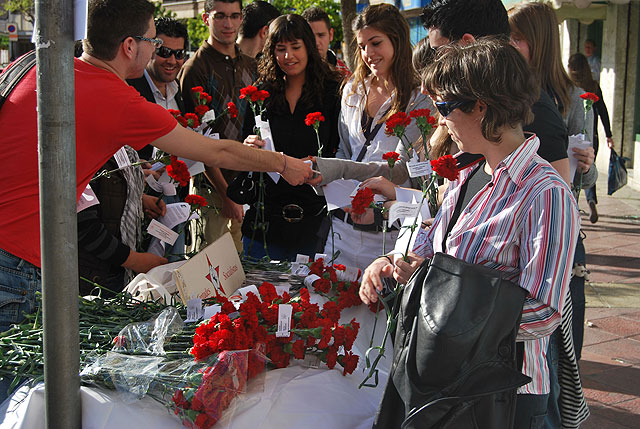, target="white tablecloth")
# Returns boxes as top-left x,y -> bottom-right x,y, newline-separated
0,305 -> 392,429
